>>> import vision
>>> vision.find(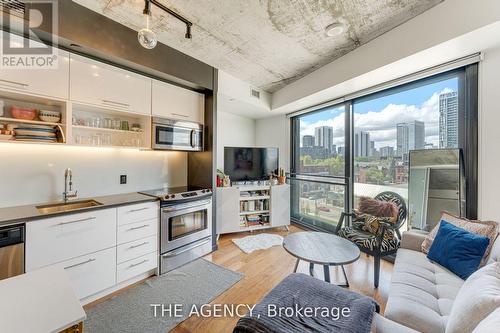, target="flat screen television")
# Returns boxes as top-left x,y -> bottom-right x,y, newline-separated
224,147 -> 279,181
